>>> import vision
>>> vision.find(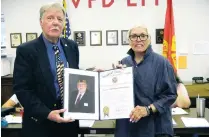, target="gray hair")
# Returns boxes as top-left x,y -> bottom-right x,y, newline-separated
127,25 -> 151,43
39,3 -> 66,19
128,25 -> 149,37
